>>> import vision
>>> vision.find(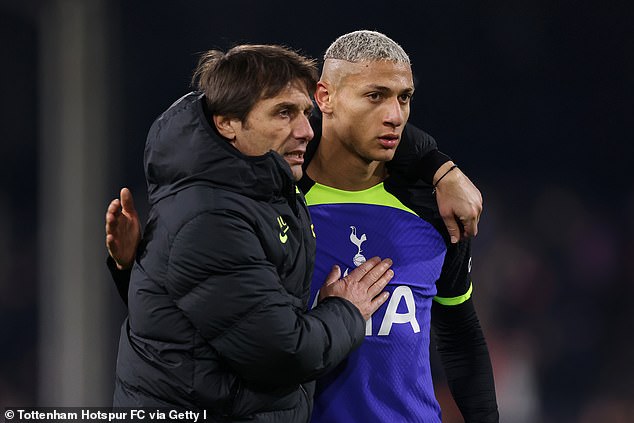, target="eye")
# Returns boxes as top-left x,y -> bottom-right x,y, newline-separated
398,93 -> 412,104
367,92 -> 382,102
279,109 -> 292,118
